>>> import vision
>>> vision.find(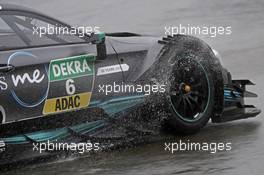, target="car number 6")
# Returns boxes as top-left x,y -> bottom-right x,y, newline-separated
66,79 -> 76,95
